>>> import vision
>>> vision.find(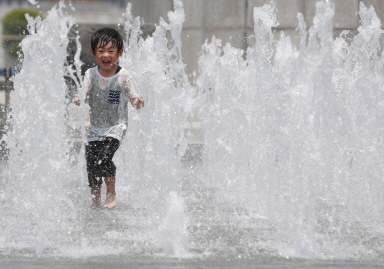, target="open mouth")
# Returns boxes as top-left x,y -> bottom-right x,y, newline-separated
102,60 -> 111,66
